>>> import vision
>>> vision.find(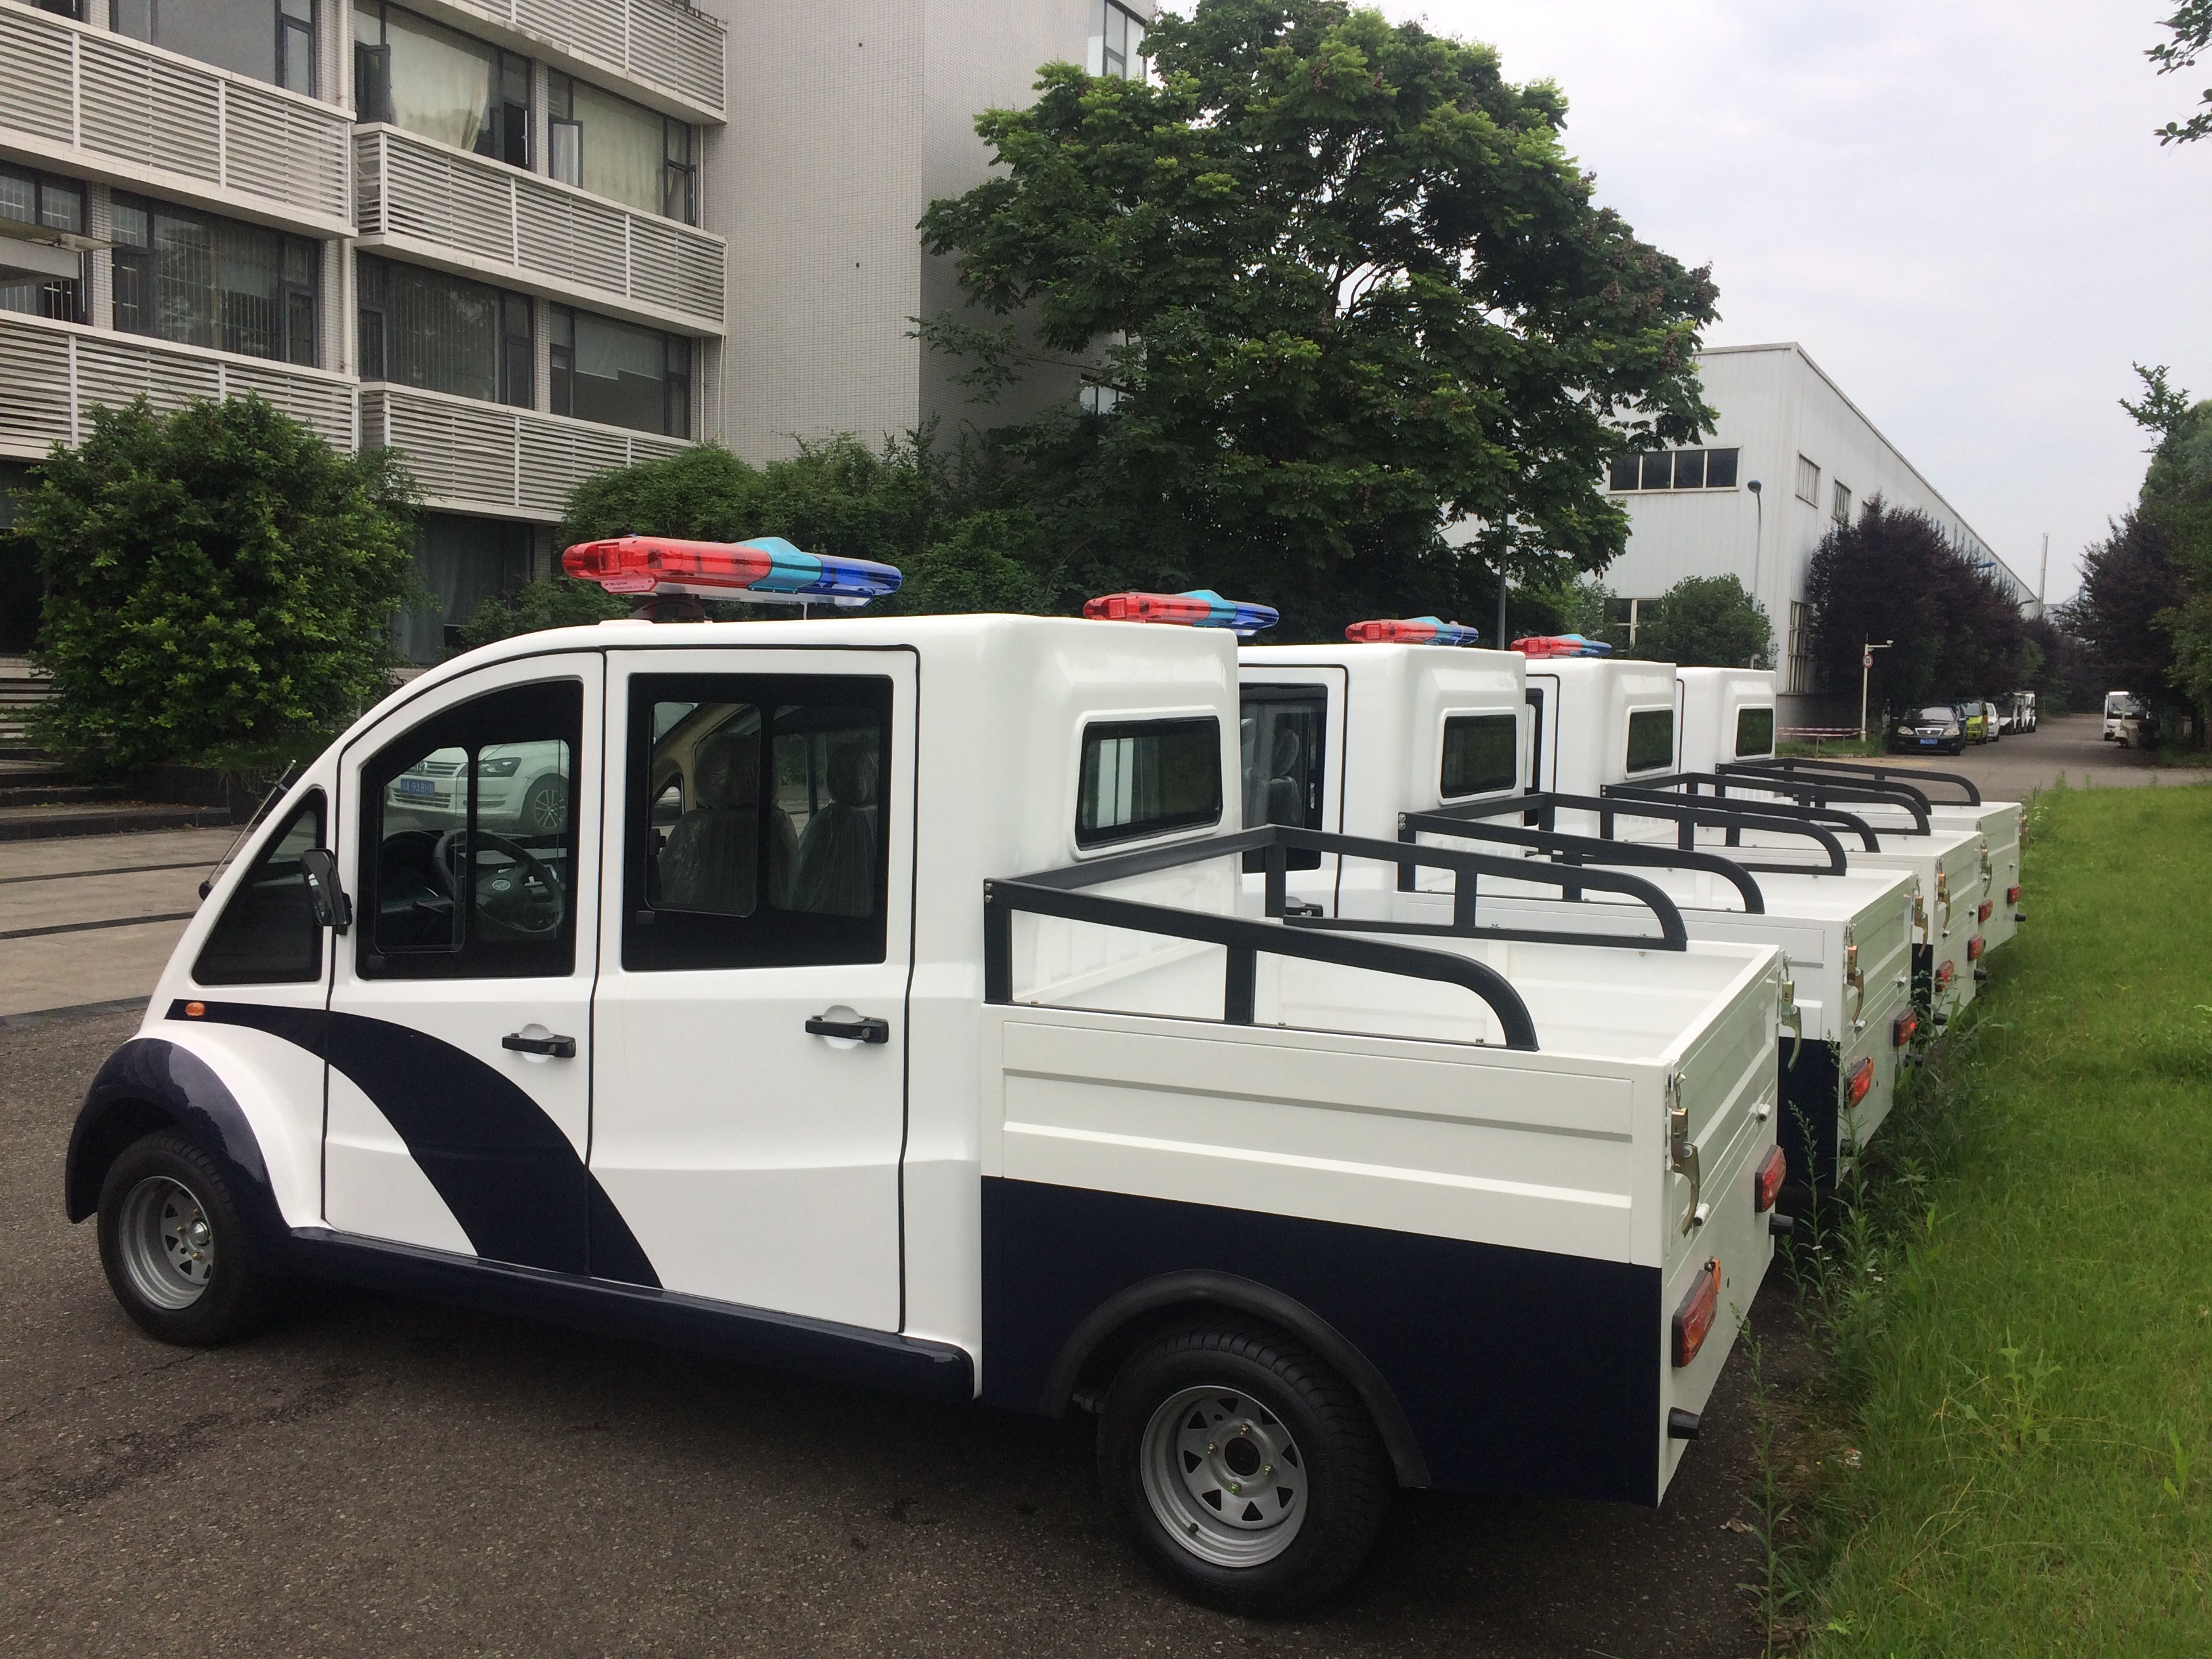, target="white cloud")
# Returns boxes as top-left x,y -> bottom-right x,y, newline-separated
1379,0 -> 2212,602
